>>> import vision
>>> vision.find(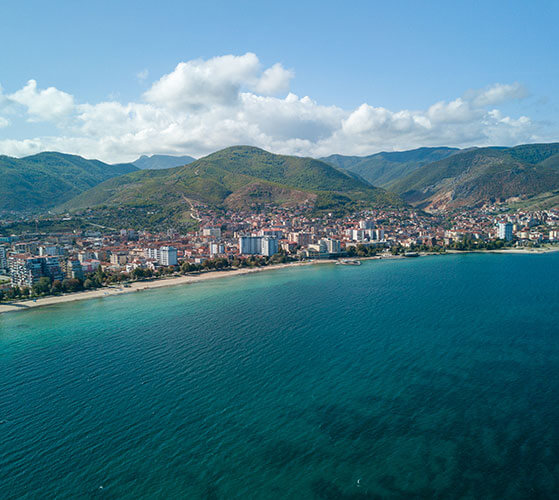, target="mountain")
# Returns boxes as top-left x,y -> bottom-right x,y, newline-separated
387,143 -> 559,210
0,152 -> 138,211
321,147 -> 460,187
62,146 -> 402,217
132,154 -> 196,170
